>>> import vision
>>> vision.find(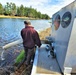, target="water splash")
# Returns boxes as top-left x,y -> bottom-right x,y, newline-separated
1,50 -> 5,60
